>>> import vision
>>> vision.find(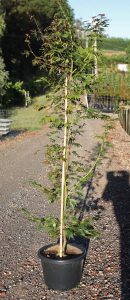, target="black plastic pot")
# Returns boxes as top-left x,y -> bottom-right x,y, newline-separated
38,243 -> 86,290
